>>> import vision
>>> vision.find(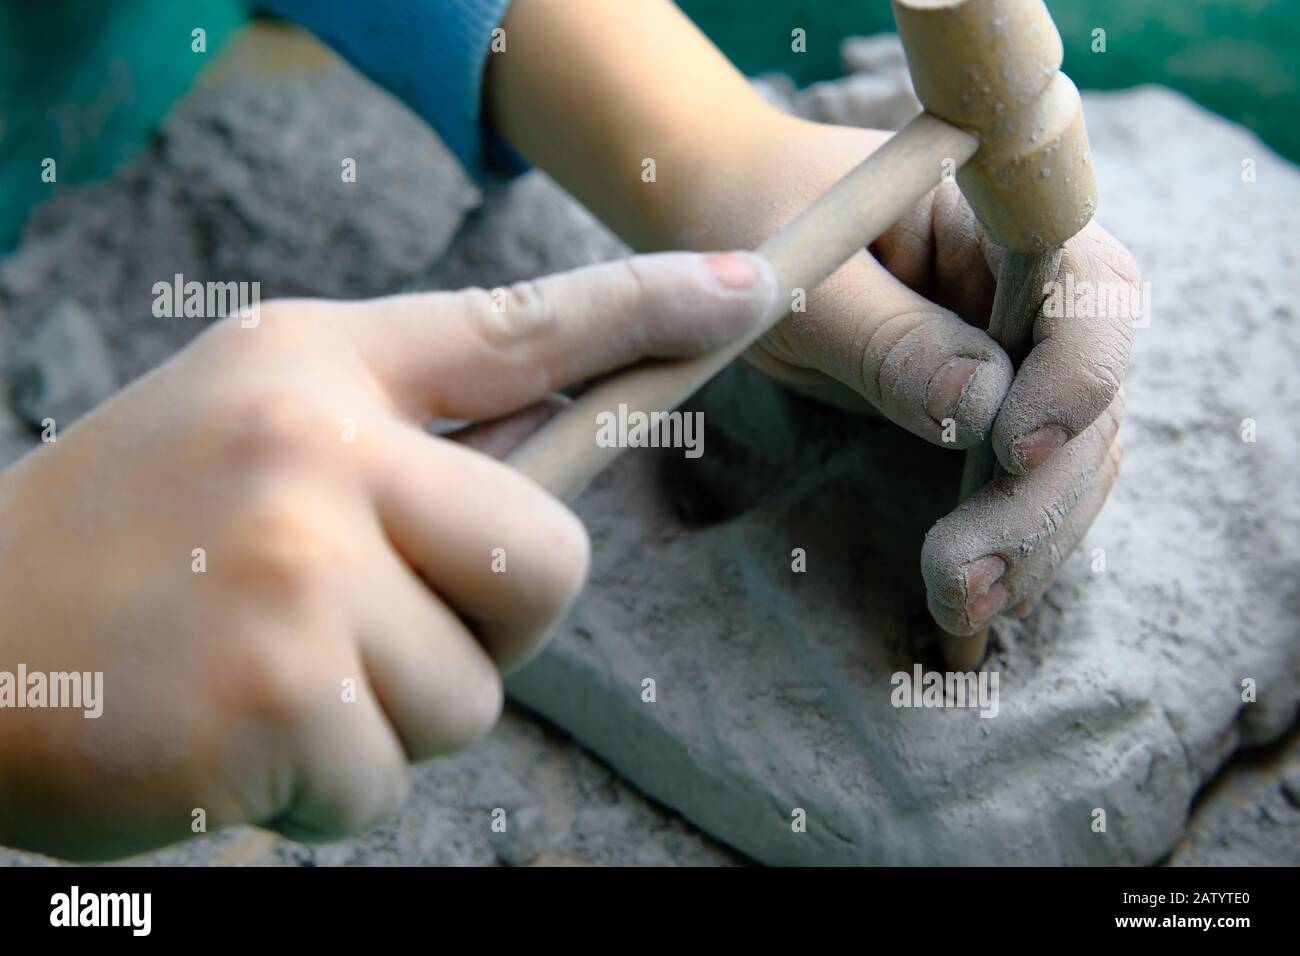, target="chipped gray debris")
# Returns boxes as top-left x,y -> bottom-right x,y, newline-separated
7,300 -> 117,429
1281,767 -> 1300,810
491,805 -> 547,866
